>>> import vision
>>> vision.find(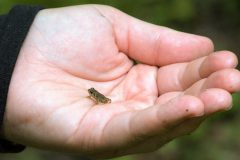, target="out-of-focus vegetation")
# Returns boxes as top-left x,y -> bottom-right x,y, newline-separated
0,0 -> 240,160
